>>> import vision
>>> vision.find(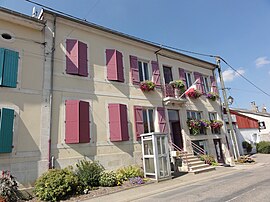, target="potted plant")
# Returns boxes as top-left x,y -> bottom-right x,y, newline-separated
206,92 -> 219,101
186,89 -> 202,99
139,80 -> 156,92
169,80 -> 185,97
187,119 -> 210,135
0,171 -> 20,202
210,120 -> 223,129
